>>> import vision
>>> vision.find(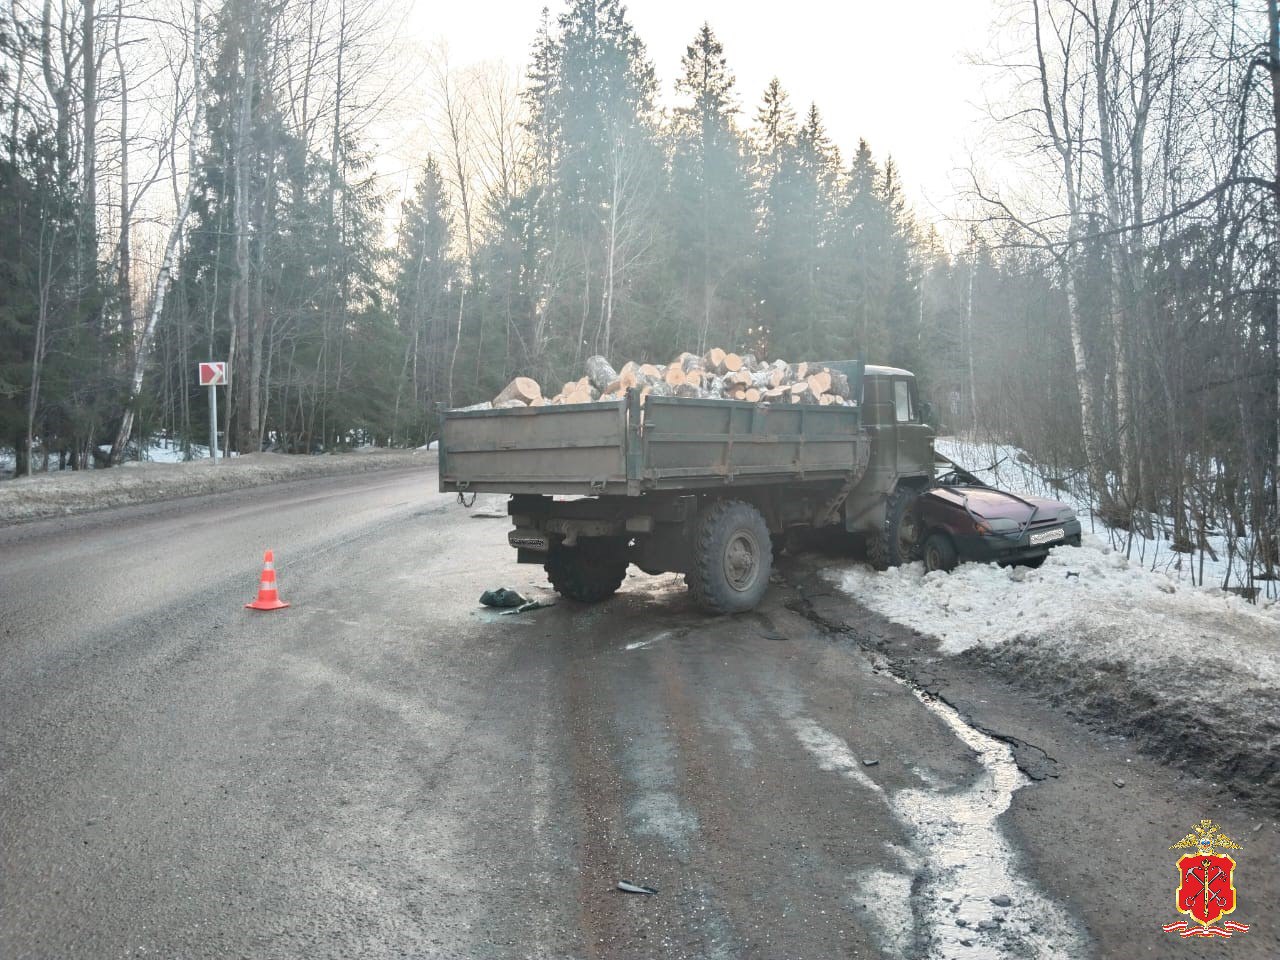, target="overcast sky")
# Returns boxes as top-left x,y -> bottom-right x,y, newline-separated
398,0 -> 1001,241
